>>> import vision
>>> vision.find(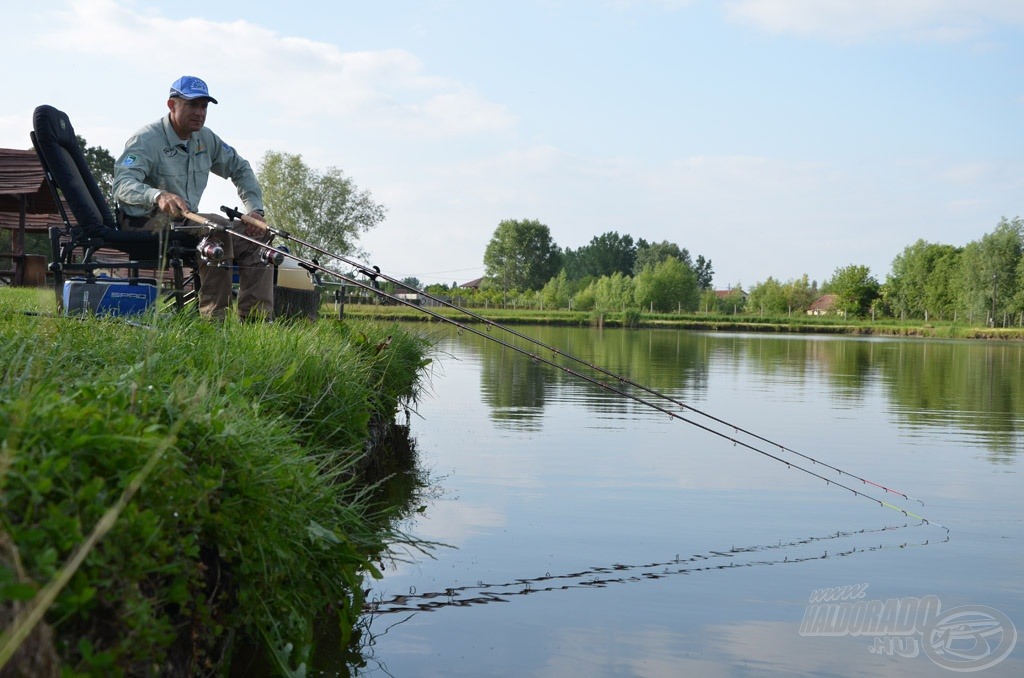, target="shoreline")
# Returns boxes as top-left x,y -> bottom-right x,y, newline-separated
336,303 -> 1024,342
